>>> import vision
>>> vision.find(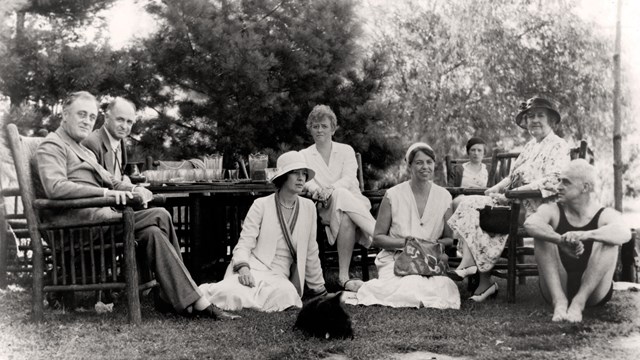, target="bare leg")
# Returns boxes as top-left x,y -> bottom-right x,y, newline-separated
475,272 -> 494,295
566,242 -> 617,323
344,211 -> 375,239
456,240 -> 477,269
534,238 -> 569,322
336,213 -> 358,289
